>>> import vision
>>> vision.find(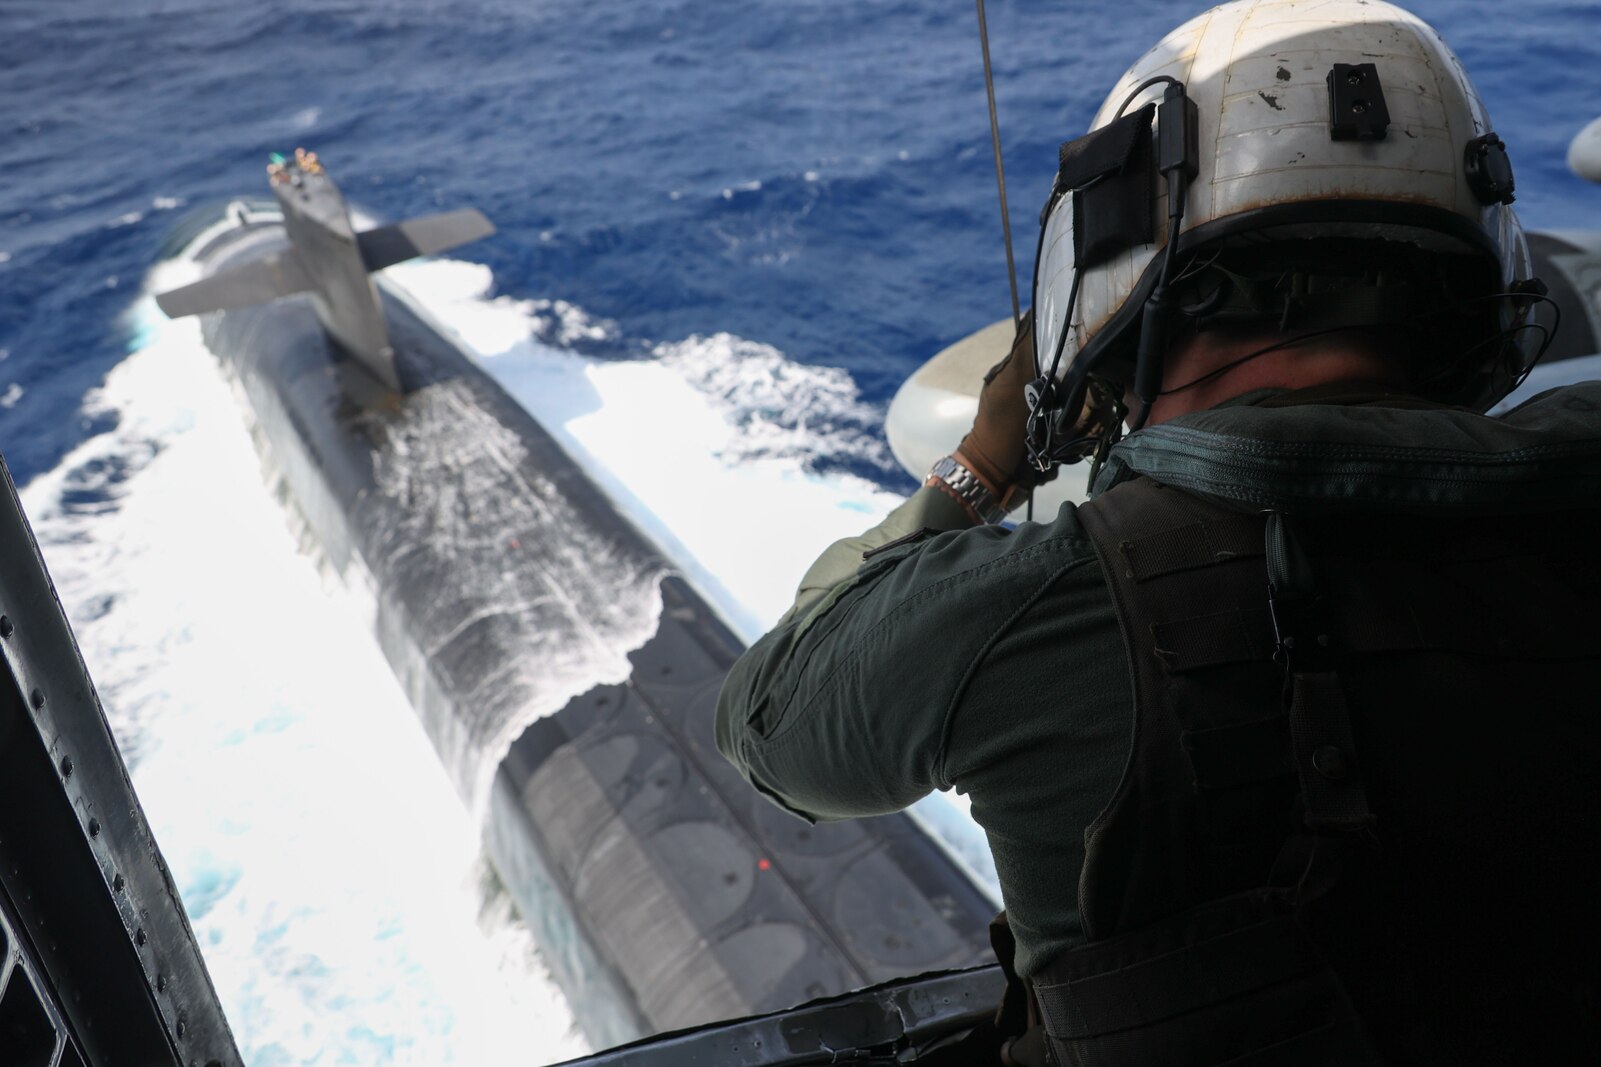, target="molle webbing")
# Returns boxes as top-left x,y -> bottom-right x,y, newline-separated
1071,479 -> 1295,941
1032,900 -> 1320,1039
1036,476 -> 1601,1065
1040,479 -> 1374,1067
1029,900 -> 1373,1066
